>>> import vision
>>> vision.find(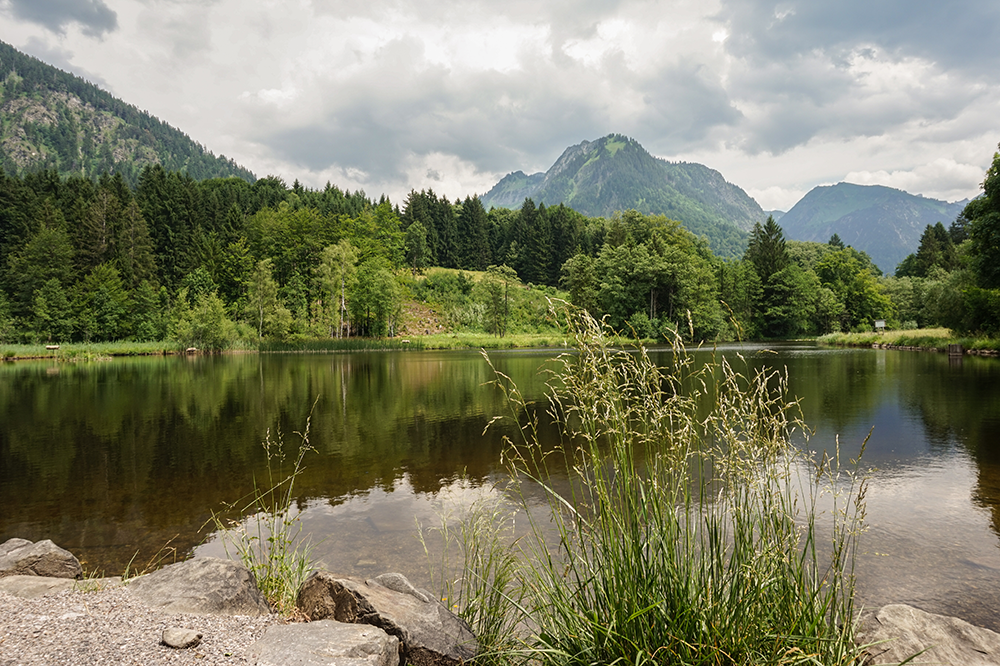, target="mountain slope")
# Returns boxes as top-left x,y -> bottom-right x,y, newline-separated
0,40 -> 254,184
482,134 -> 765,257
779,183 -> 966,273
